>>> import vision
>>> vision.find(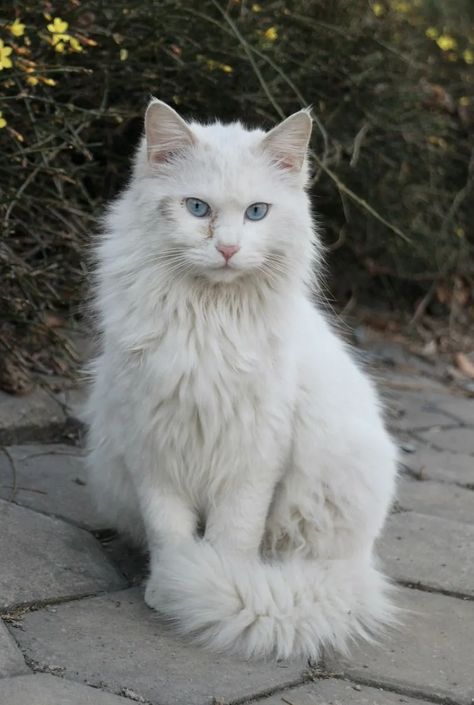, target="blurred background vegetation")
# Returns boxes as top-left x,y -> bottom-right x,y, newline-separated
1,0 -> 473,392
